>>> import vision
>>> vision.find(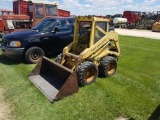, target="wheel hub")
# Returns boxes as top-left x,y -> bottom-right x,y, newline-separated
31,51 -> 40,60
107,61 -> 116,75
85,67 -> 96,83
